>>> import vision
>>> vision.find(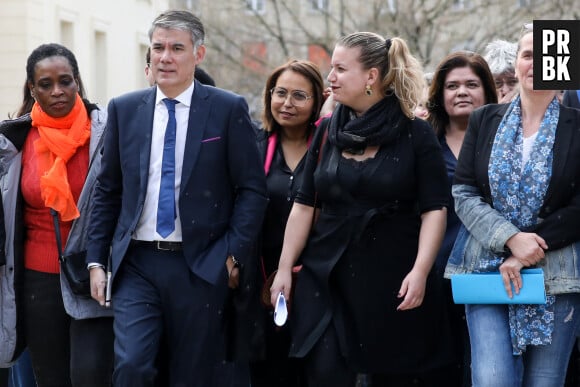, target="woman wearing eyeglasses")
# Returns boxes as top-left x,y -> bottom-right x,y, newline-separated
248,59 -> 324,387
269,33 -> 456,386
444,24 -> 580,386
483,39 -> 519,104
